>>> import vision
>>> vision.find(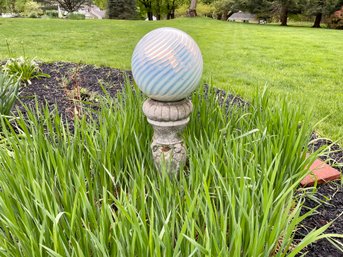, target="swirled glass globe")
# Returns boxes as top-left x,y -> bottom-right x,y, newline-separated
131,27 -> 203,102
